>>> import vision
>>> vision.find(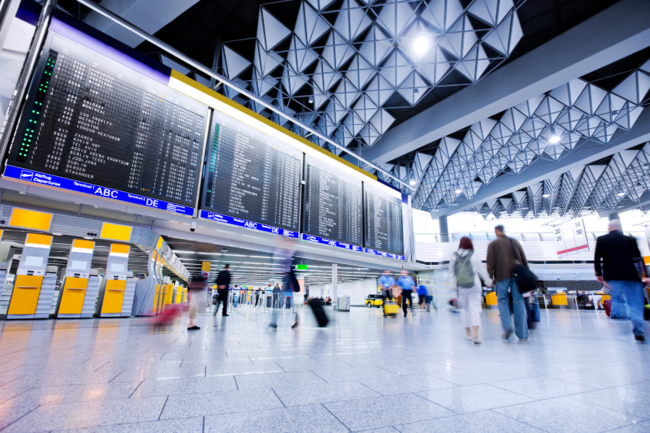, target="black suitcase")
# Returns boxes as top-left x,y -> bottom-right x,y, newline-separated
308,298 -> 329,327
